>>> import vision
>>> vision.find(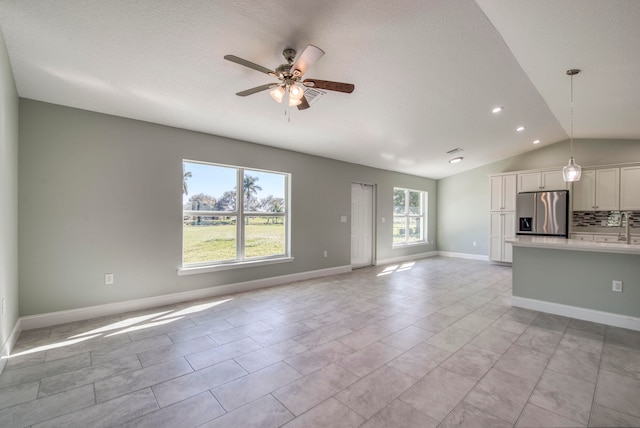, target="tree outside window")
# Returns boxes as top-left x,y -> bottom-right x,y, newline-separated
393,188 -> 427,246
182,161 -> 289,266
